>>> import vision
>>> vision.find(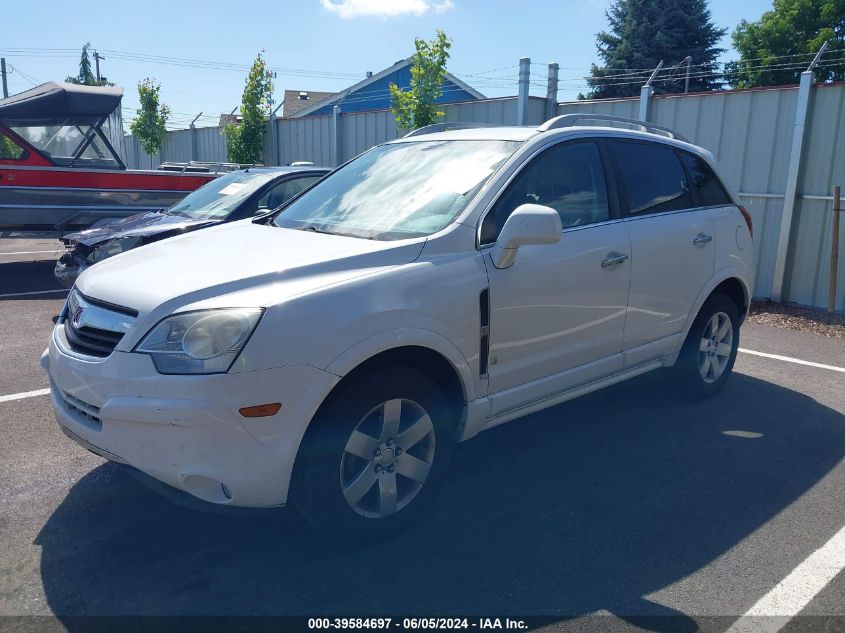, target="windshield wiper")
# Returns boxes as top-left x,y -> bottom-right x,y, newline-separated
301,225 -> 335,235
